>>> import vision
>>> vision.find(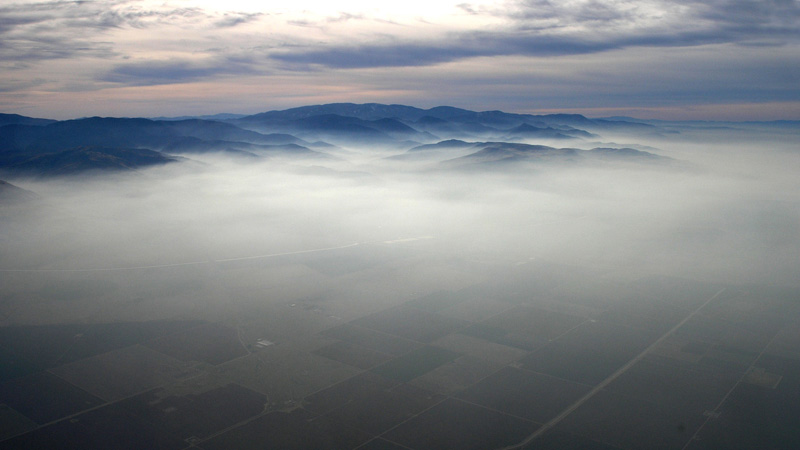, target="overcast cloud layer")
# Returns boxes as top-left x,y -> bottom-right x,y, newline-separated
0,0 -> 798,119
